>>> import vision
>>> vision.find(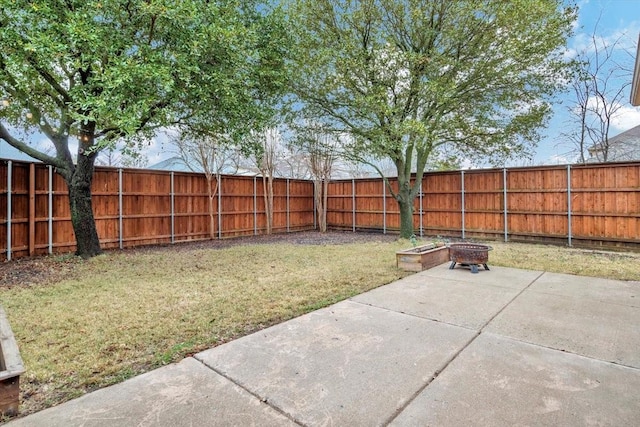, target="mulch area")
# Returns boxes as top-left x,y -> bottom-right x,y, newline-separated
0,231 -> 399,289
